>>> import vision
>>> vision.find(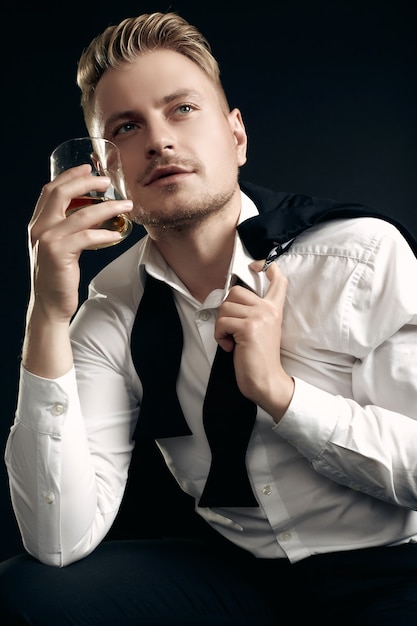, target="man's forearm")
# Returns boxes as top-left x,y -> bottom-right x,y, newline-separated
22,304 -> 74,379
